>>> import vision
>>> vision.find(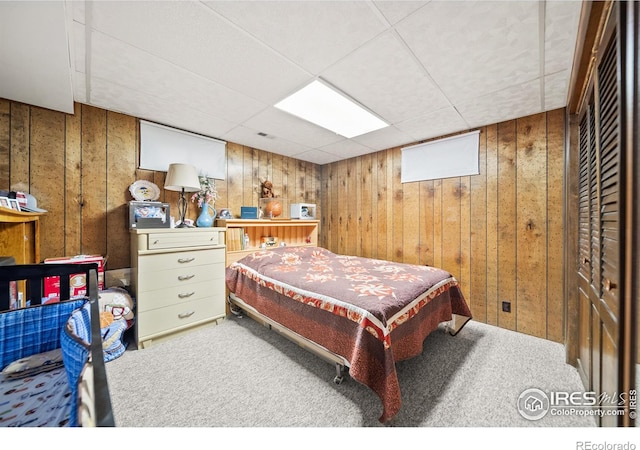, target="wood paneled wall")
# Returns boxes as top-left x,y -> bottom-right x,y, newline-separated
0,99 -> 321,272
320,109 -> 565,342
0,97 -> 564,341
0,101 -> 139,270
